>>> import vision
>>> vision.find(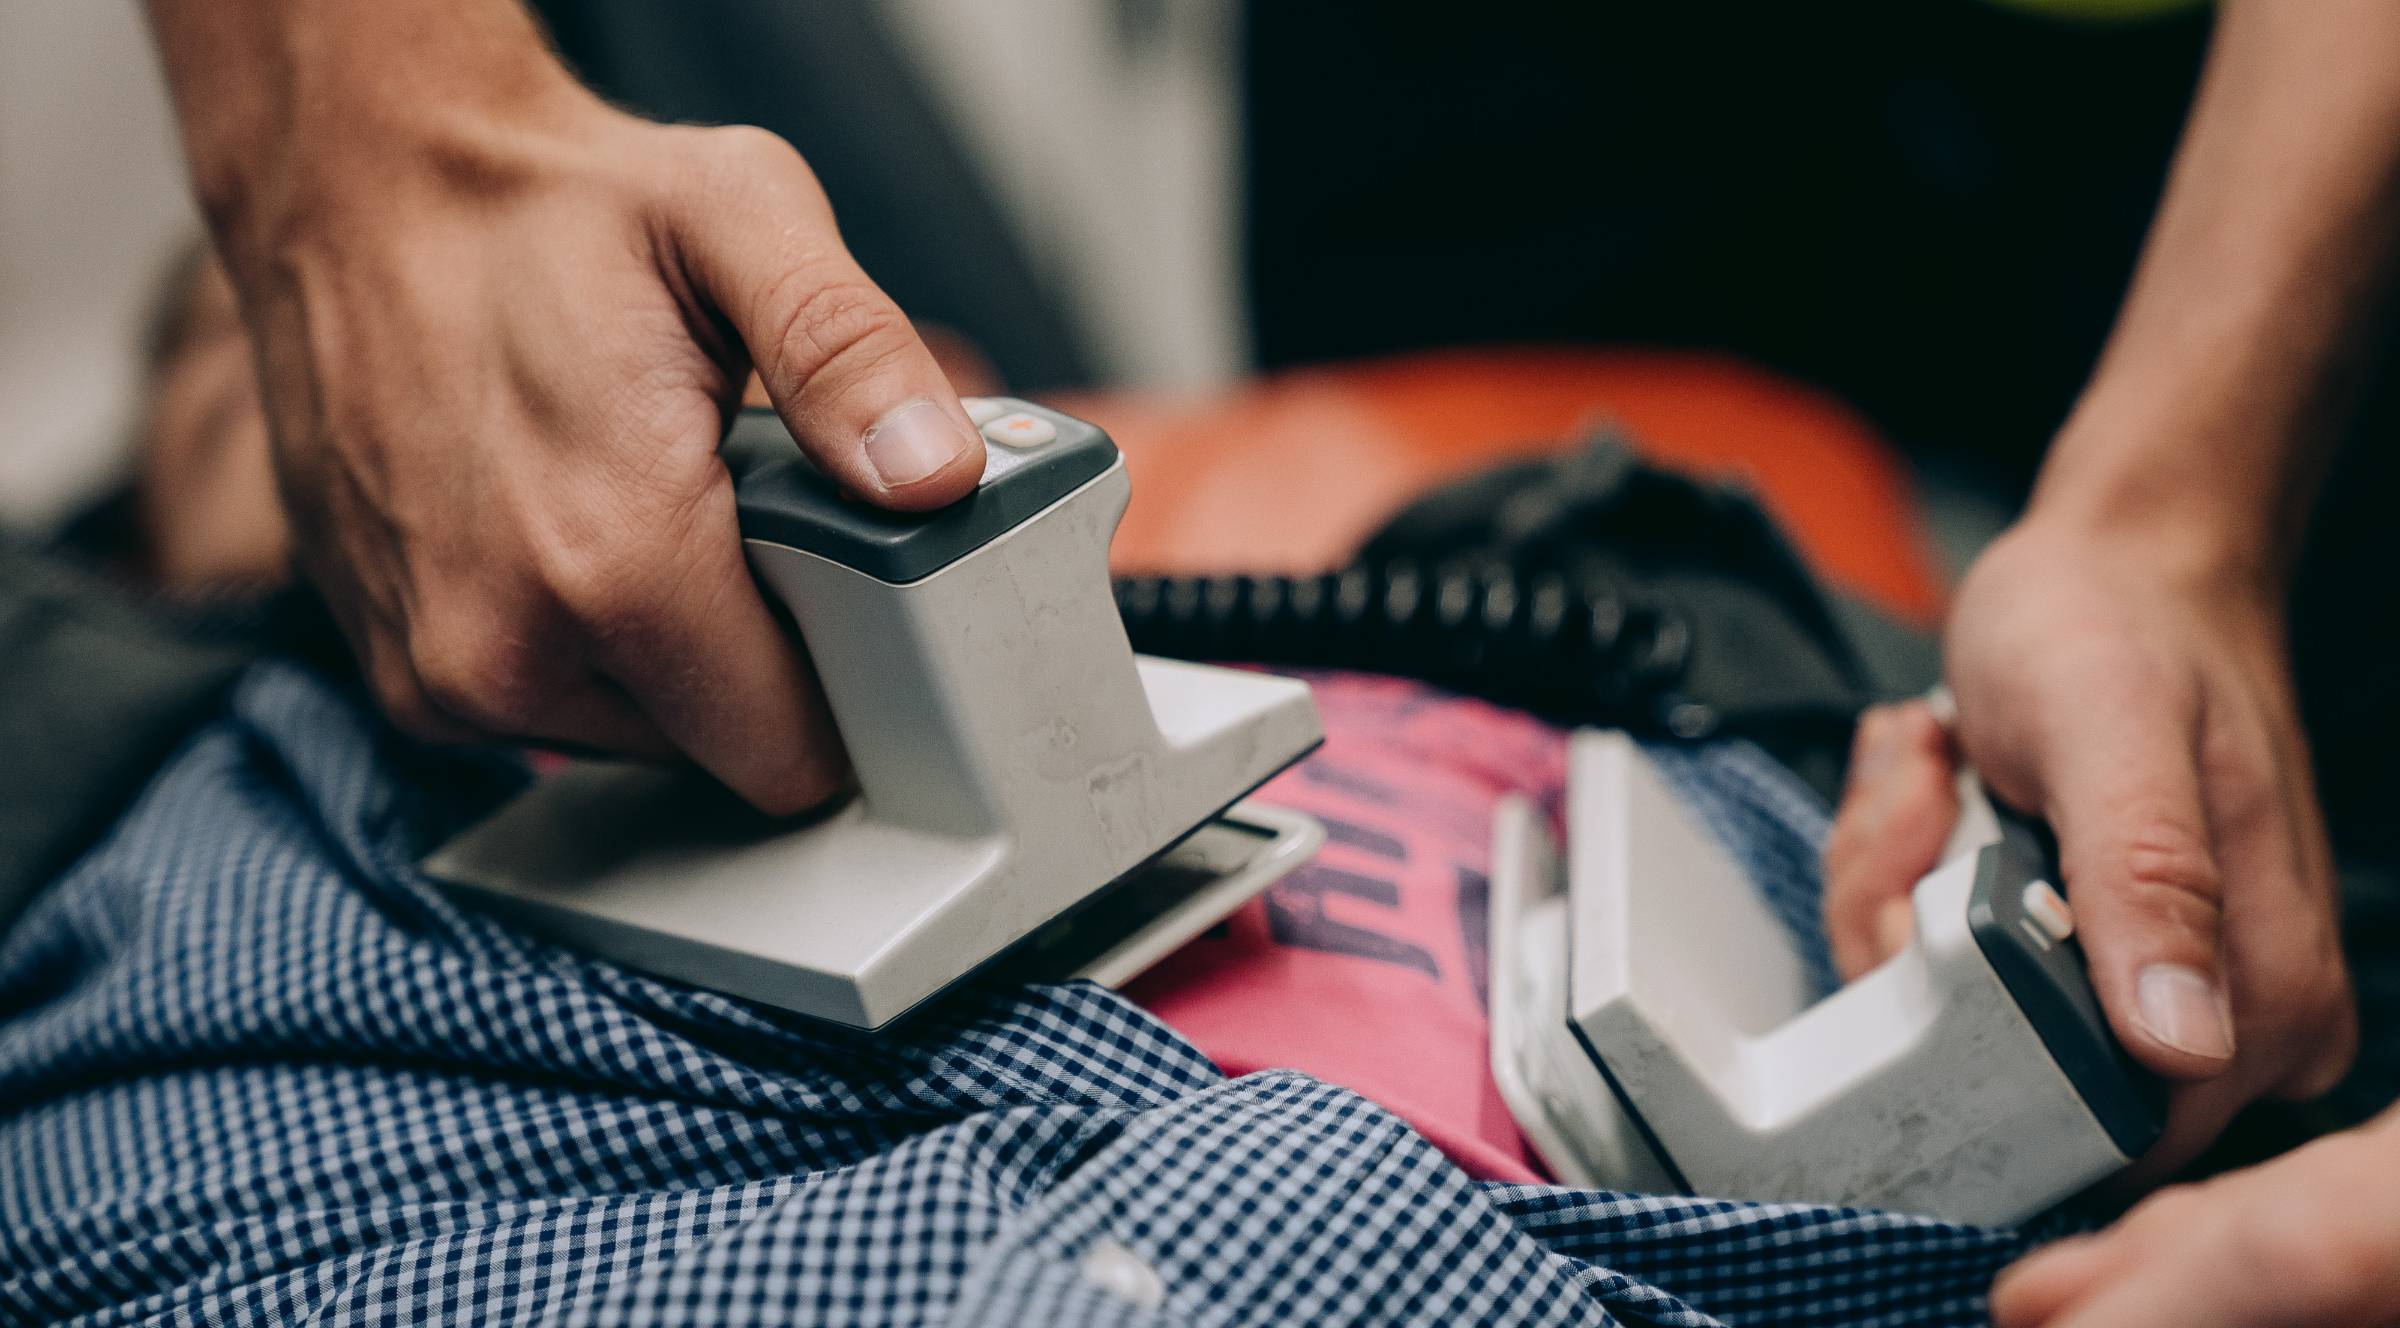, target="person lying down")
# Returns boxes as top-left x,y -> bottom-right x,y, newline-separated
1,264 -> 2388,1328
